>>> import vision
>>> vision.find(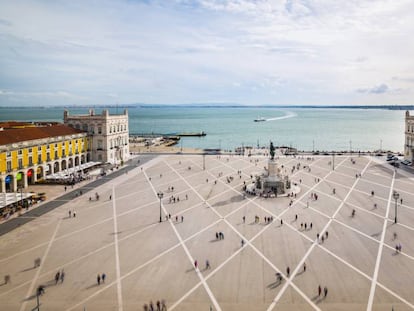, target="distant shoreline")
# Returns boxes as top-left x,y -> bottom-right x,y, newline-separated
1,104 -> 413,110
